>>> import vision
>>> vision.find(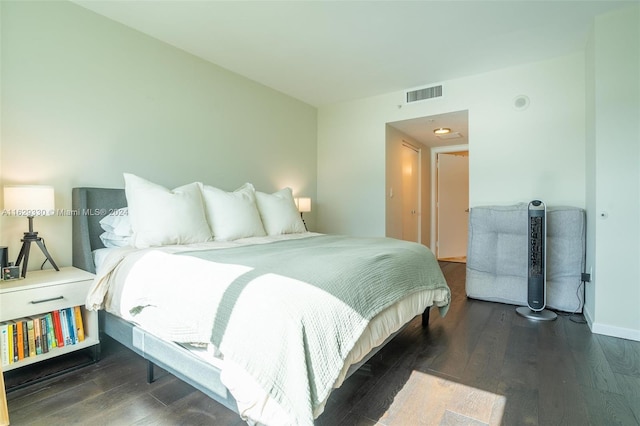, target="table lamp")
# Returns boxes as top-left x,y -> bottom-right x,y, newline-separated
295,197 -> 311,231
3,185 -> 59,278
